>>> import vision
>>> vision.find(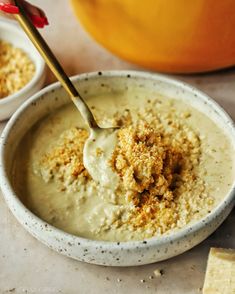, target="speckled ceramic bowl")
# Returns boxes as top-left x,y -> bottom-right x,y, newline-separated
0,71 -> 235,266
